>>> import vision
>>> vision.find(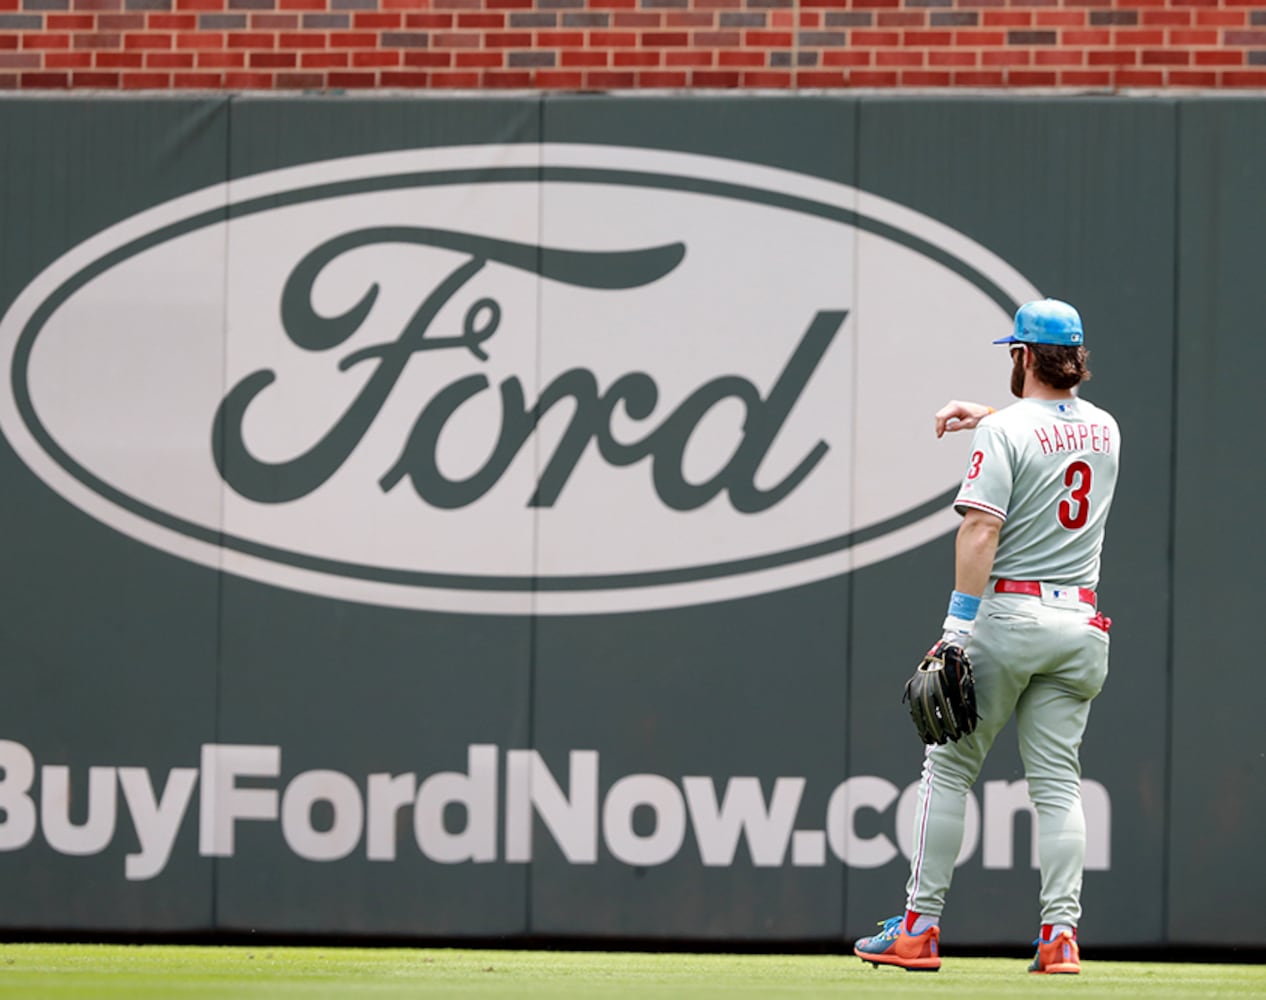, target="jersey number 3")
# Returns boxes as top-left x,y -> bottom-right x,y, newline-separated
1058,460 -> 1093,530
